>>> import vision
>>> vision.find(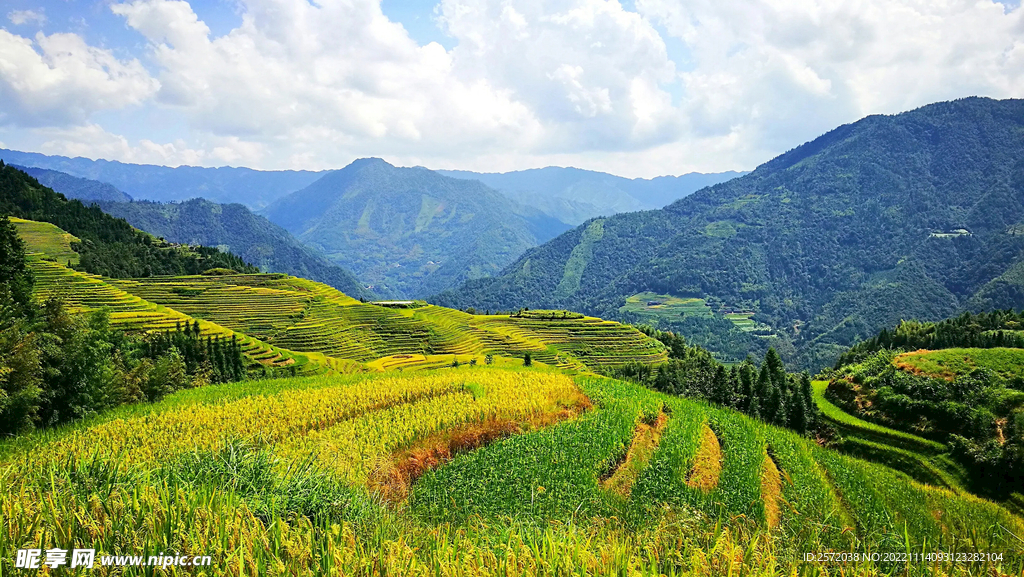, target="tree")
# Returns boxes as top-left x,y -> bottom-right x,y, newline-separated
0,215 -> 33,315
0,295 -> 41,436
711,365 -> 730,406
523,352 -> 532,367
799,372 -> 818,427
754,363 -> 771,418
788,388 -> 809,433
